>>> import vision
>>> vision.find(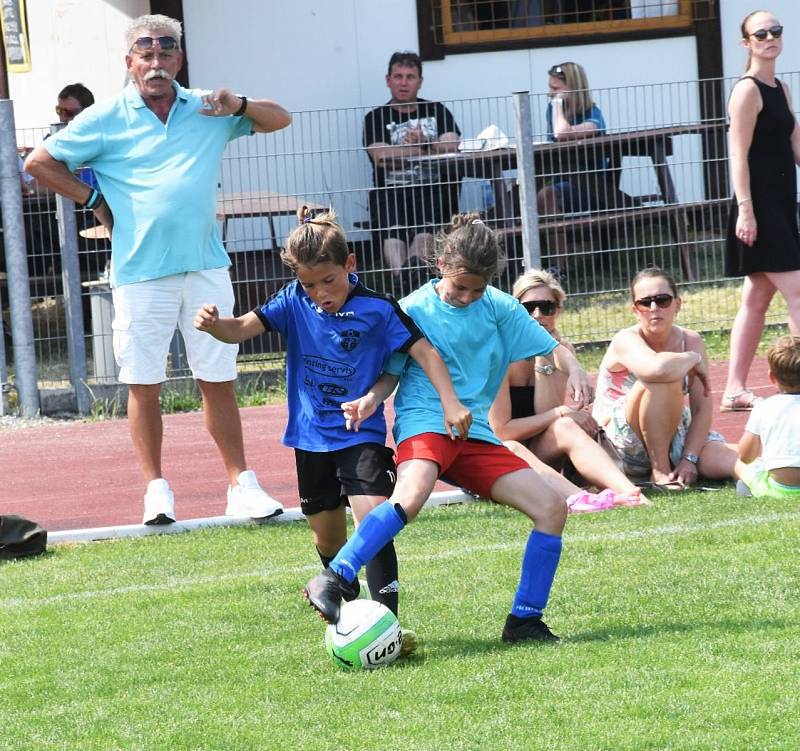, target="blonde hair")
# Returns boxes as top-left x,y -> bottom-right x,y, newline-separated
280,206 -> 349,271
767,335 -> 800,392
549,61 -> 595,122
512,269 -> 566,308
434,212 -> 506,281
